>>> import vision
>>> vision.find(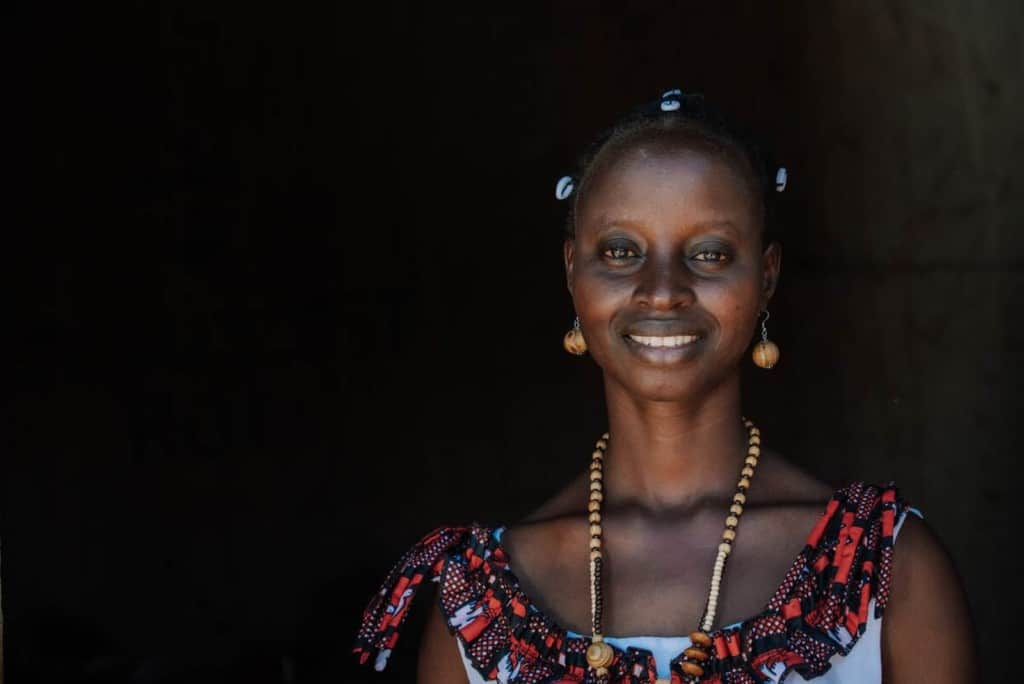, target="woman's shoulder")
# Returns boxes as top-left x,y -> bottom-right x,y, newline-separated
352,523 -> 505,672
878,497 -> 975,679
753,448 -> 920,522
